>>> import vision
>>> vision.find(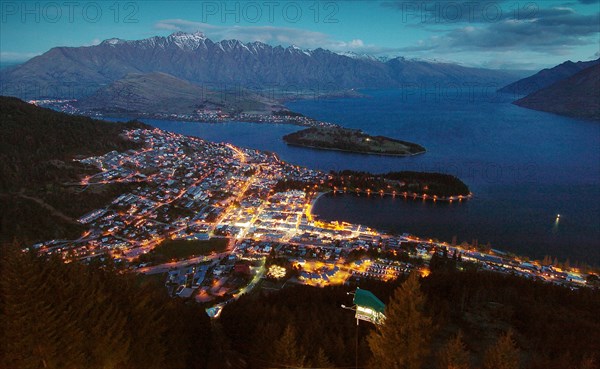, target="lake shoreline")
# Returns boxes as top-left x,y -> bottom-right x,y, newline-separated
284,142 -> 427,157
121,86 -> 600,265
315,189 -> 473,204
